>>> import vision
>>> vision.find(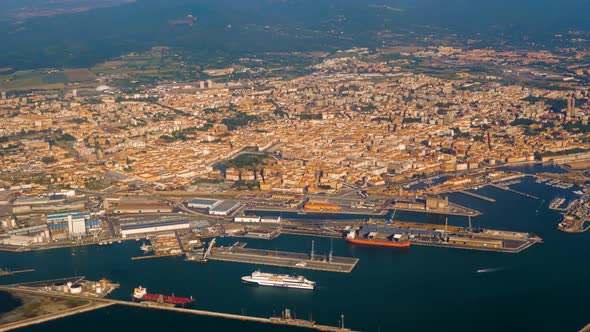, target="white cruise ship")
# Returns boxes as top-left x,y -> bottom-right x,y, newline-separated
241,271 -> 316,290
